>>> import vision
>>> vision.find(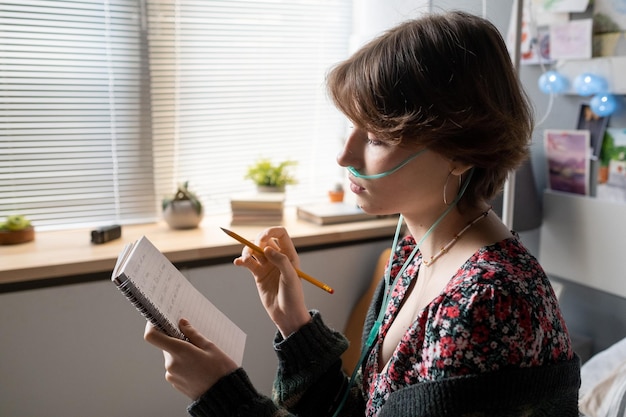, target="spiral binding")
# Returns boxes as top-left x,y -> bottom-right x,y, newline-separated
115,275 -> 186,340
